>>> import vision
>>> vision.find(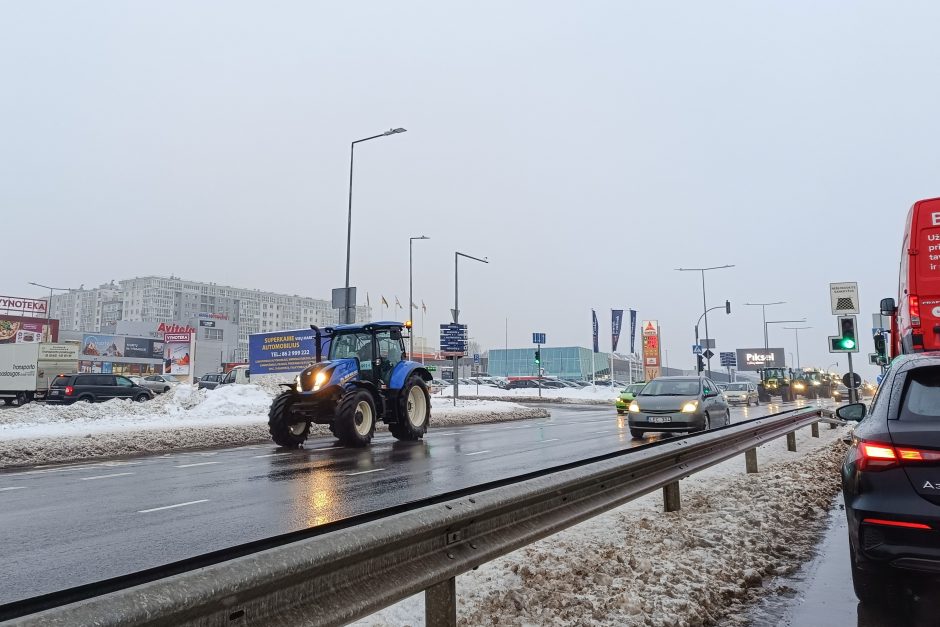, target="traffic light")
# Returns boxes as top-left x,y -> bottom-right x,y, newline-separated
838,316 -> 857,350
725,300 -> 732,315
873,333 -> 886,357
696,354 -> 705,373
534,348 -> 541,365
